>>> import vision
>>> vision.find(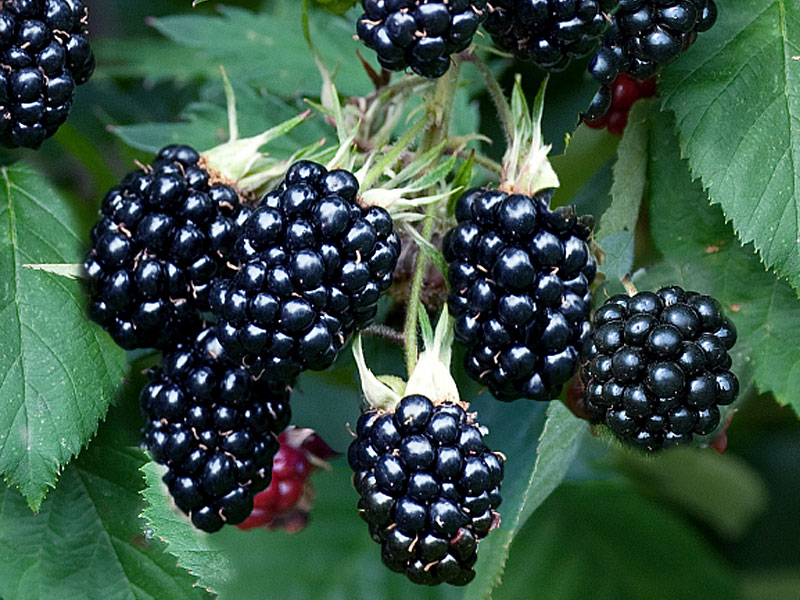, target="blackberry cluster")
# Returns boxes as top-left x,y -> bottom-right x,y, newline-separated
444,188 -> 596,402
585,0 -> 717,119
581,286 -> 739,451
356,0 -> 486,79
211,160 -> 400,384
84,145 -> 248,350
349,395 -> 504,586
583,73 -> 656,135
141,327 -> 292,532
0,0 -> 95,148
483,0 -> 615,71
